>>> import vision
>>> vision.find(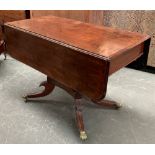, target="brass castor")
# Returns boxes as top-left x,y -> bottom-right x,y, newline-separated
114,103 -> 122,109
94,99 -> 122,110
80,131 -> 87,140
22,96 -> 28,103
